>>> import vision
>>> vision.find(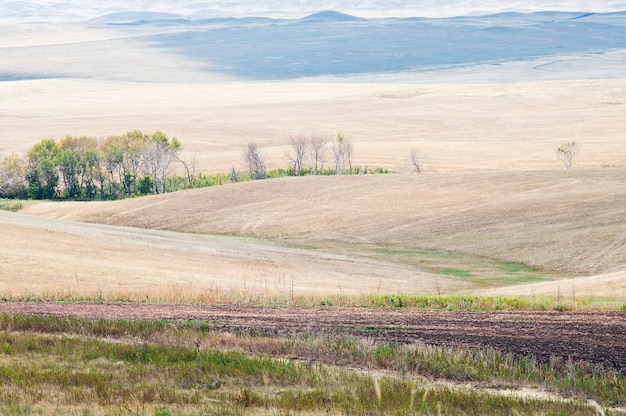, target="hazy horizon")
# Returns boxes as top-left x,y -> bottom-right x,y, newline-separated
2,0 -> 626,23
2,1 -> 626,83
